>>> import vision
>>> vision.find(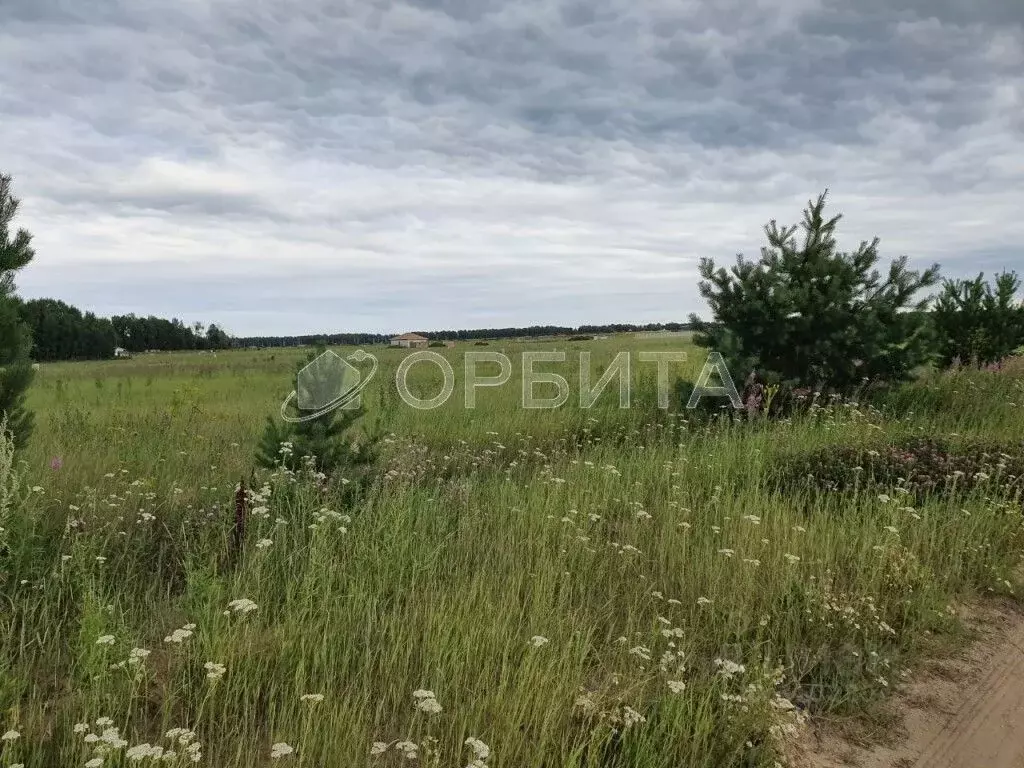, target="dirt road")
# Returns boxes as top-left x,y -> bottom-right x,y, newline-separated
799,600 -> 1024,768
